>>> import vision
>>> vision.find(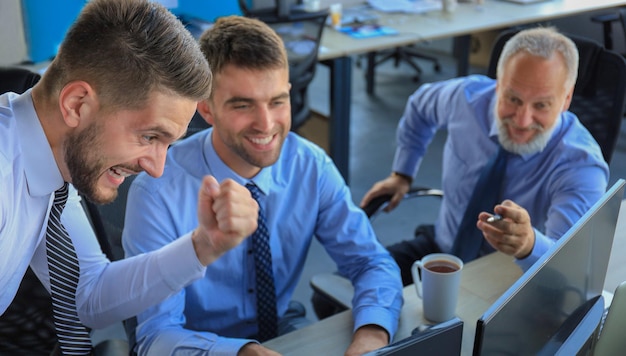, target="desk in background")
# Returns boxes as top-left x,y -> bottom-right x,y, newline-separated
318,0 -> 626,183
264,252 -> 523,355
